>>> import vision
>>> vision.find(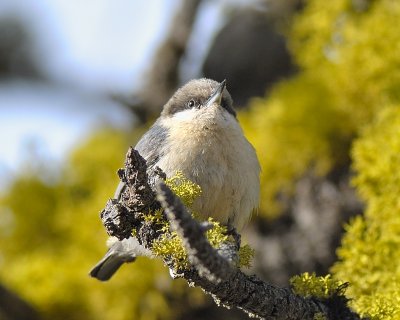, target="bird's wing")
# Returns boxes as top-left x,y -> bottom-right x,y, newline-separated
134,120 -> 168,169
114,121 -> 168,200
